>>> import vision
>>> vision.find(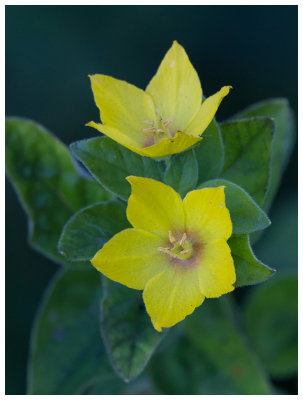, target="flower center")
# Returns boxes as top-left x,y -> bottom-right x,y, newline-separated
158,231 -> 193,261
141,109 -> 175,144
